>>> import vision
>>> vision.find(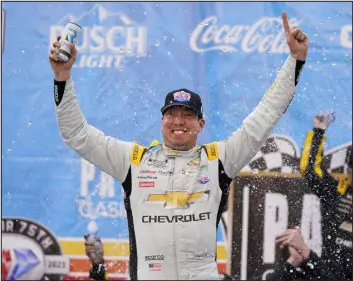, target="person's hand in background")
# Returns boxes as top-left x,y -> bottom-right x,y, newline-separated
276,227 -> 311,260
286,246 -> 304,267
314,110 -> 335,130
84,234 -> 104,265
